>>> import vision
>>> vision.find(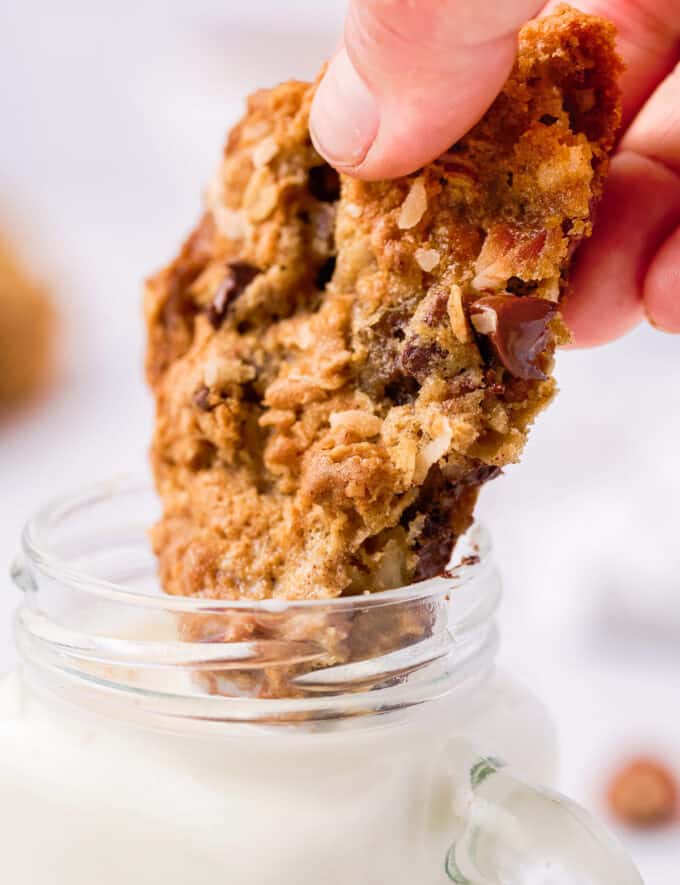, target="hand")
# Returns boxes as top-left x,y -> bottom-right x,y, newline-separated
310,0 -> 680,345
